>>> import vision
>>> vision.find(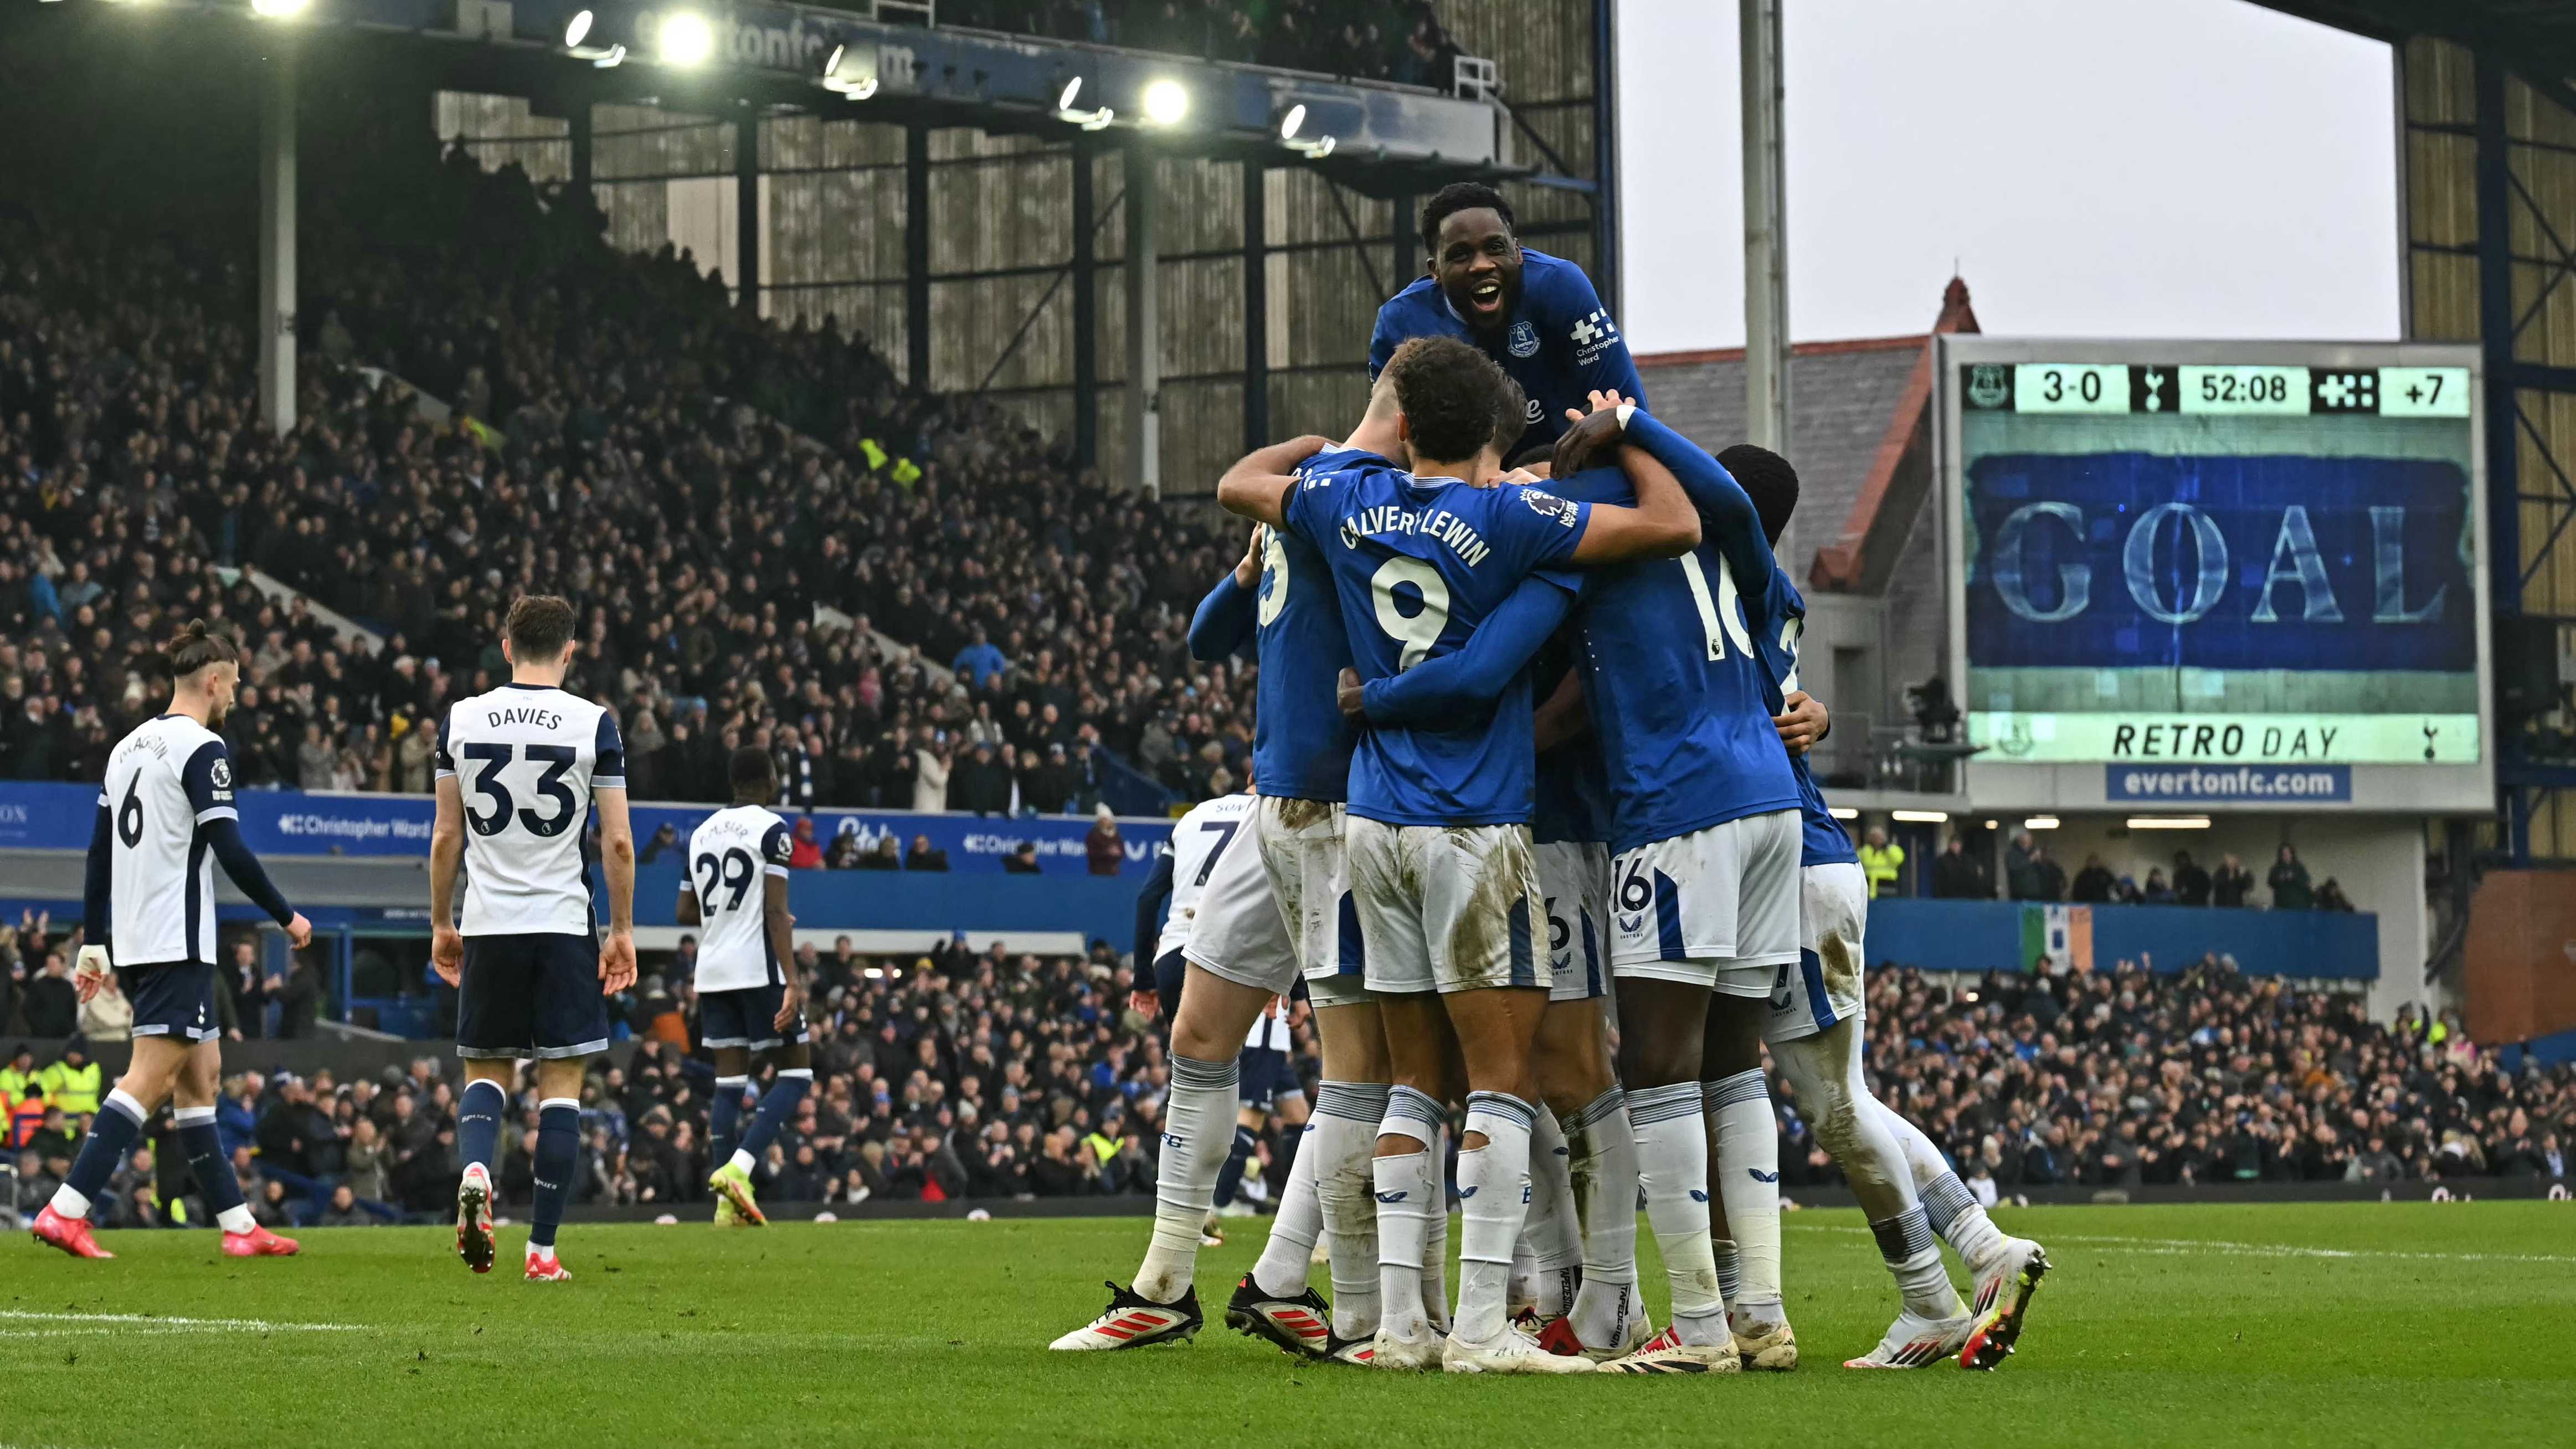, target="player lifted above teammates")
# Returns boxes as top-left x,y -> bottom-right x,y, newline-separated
1722,444 -> 2051,1369
1224,336 -> 1697,1374
430,594 -> 637,1283
1052,489 -> 1391,1363
682,747 -> 812,1229
1371,183 -> 1644,460
33,621 -> 311,1262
